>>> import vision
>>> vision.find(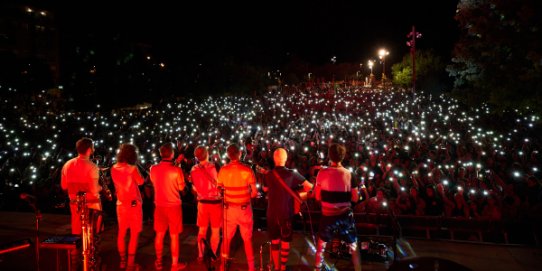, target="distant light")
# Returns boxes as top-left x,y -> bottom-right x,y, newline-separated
159,63 -> 165,68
